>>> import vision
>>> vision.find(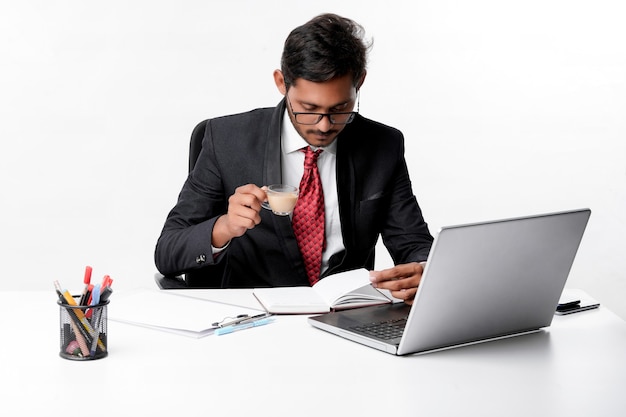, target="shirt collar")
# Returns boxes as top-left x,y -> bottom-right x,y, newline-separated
281,108 -> 338,156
